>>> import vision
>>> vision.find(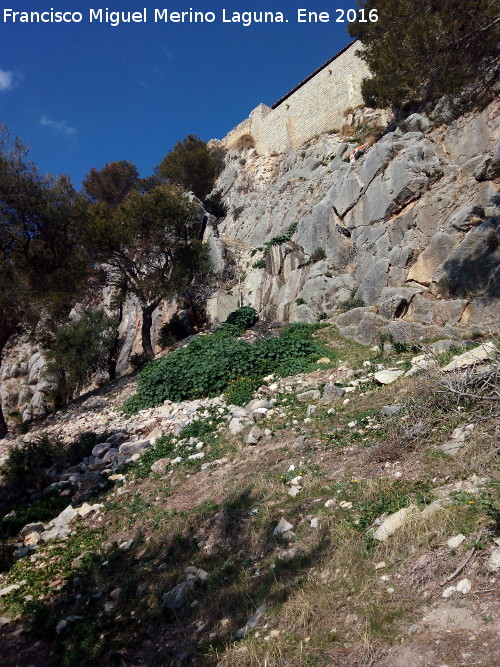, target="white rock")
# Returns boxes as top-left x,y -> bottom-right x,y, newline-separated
456,578 -> 472,594
442,343 -> 496,371
442,586 -> 456,598
310,518 -> 319,528
55,619 -> 68,634
188,452 -> 205,460
447,534 -> 466,549
324,499 -> 334,508
273,518 -> 294,536
374,370 -> 404,385
0,584 -> 20,597
373,506 -> 417,541
487,548 -> 500,572
228,417 -> 244,435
